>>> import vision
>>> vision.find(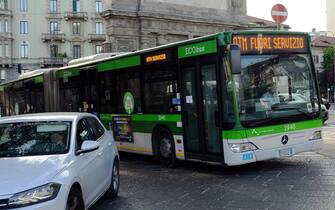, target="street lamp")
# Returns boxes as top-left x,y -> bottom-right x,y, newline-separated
328,88 -> 331,102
